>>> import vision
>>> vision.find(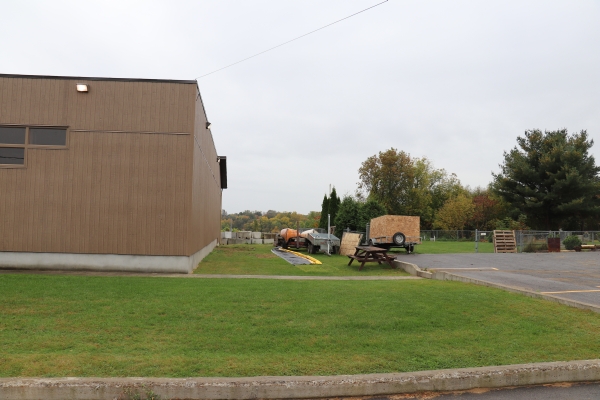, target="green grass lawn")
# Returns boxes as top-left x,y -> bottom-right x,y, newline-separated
2,273 -> 600,378
195,242 -> 492,276
411,240 -> 494,254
